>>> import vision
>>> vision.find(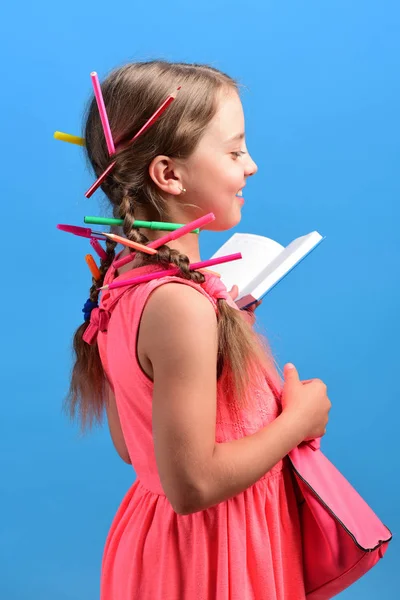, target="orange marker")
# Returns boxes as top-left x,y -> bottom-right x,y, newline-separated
85,254 -> 101,281
102,232 -> 157,255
